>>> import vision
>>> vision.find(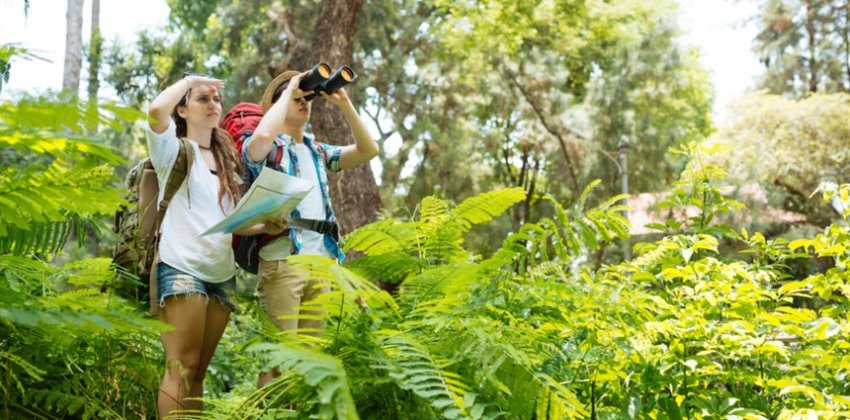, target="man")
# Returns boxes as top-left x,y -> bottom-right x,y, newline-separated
243,69 -> 378,387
